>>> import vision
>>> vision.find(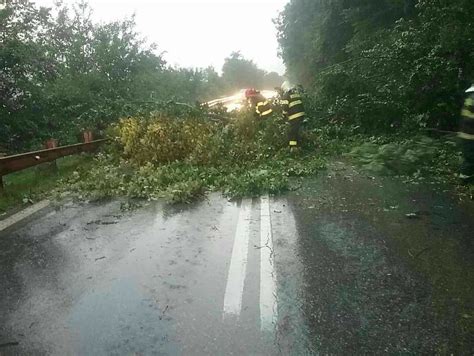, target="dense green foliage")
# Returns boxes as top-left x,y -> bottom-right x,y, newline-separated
3,0 -> 473,208
1,0 -> 163,151
0,1 -> 281,153
276,0 -> 474,133
59,106 -> 326,203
